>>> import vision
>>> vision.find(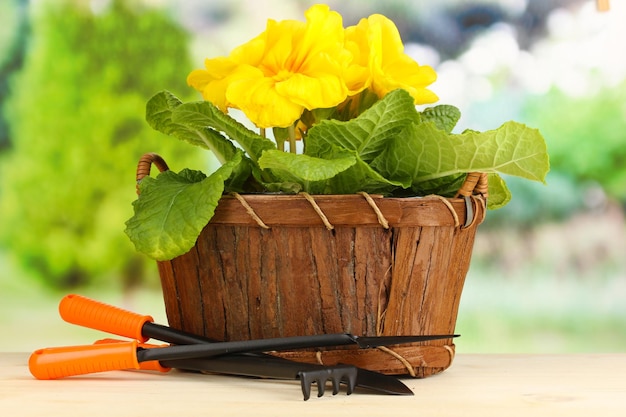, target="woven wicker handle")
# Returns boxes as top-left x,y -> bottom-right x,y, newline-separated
455,172 -> 488,228
135,152 -> 170,194
456,172 -> 488,199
